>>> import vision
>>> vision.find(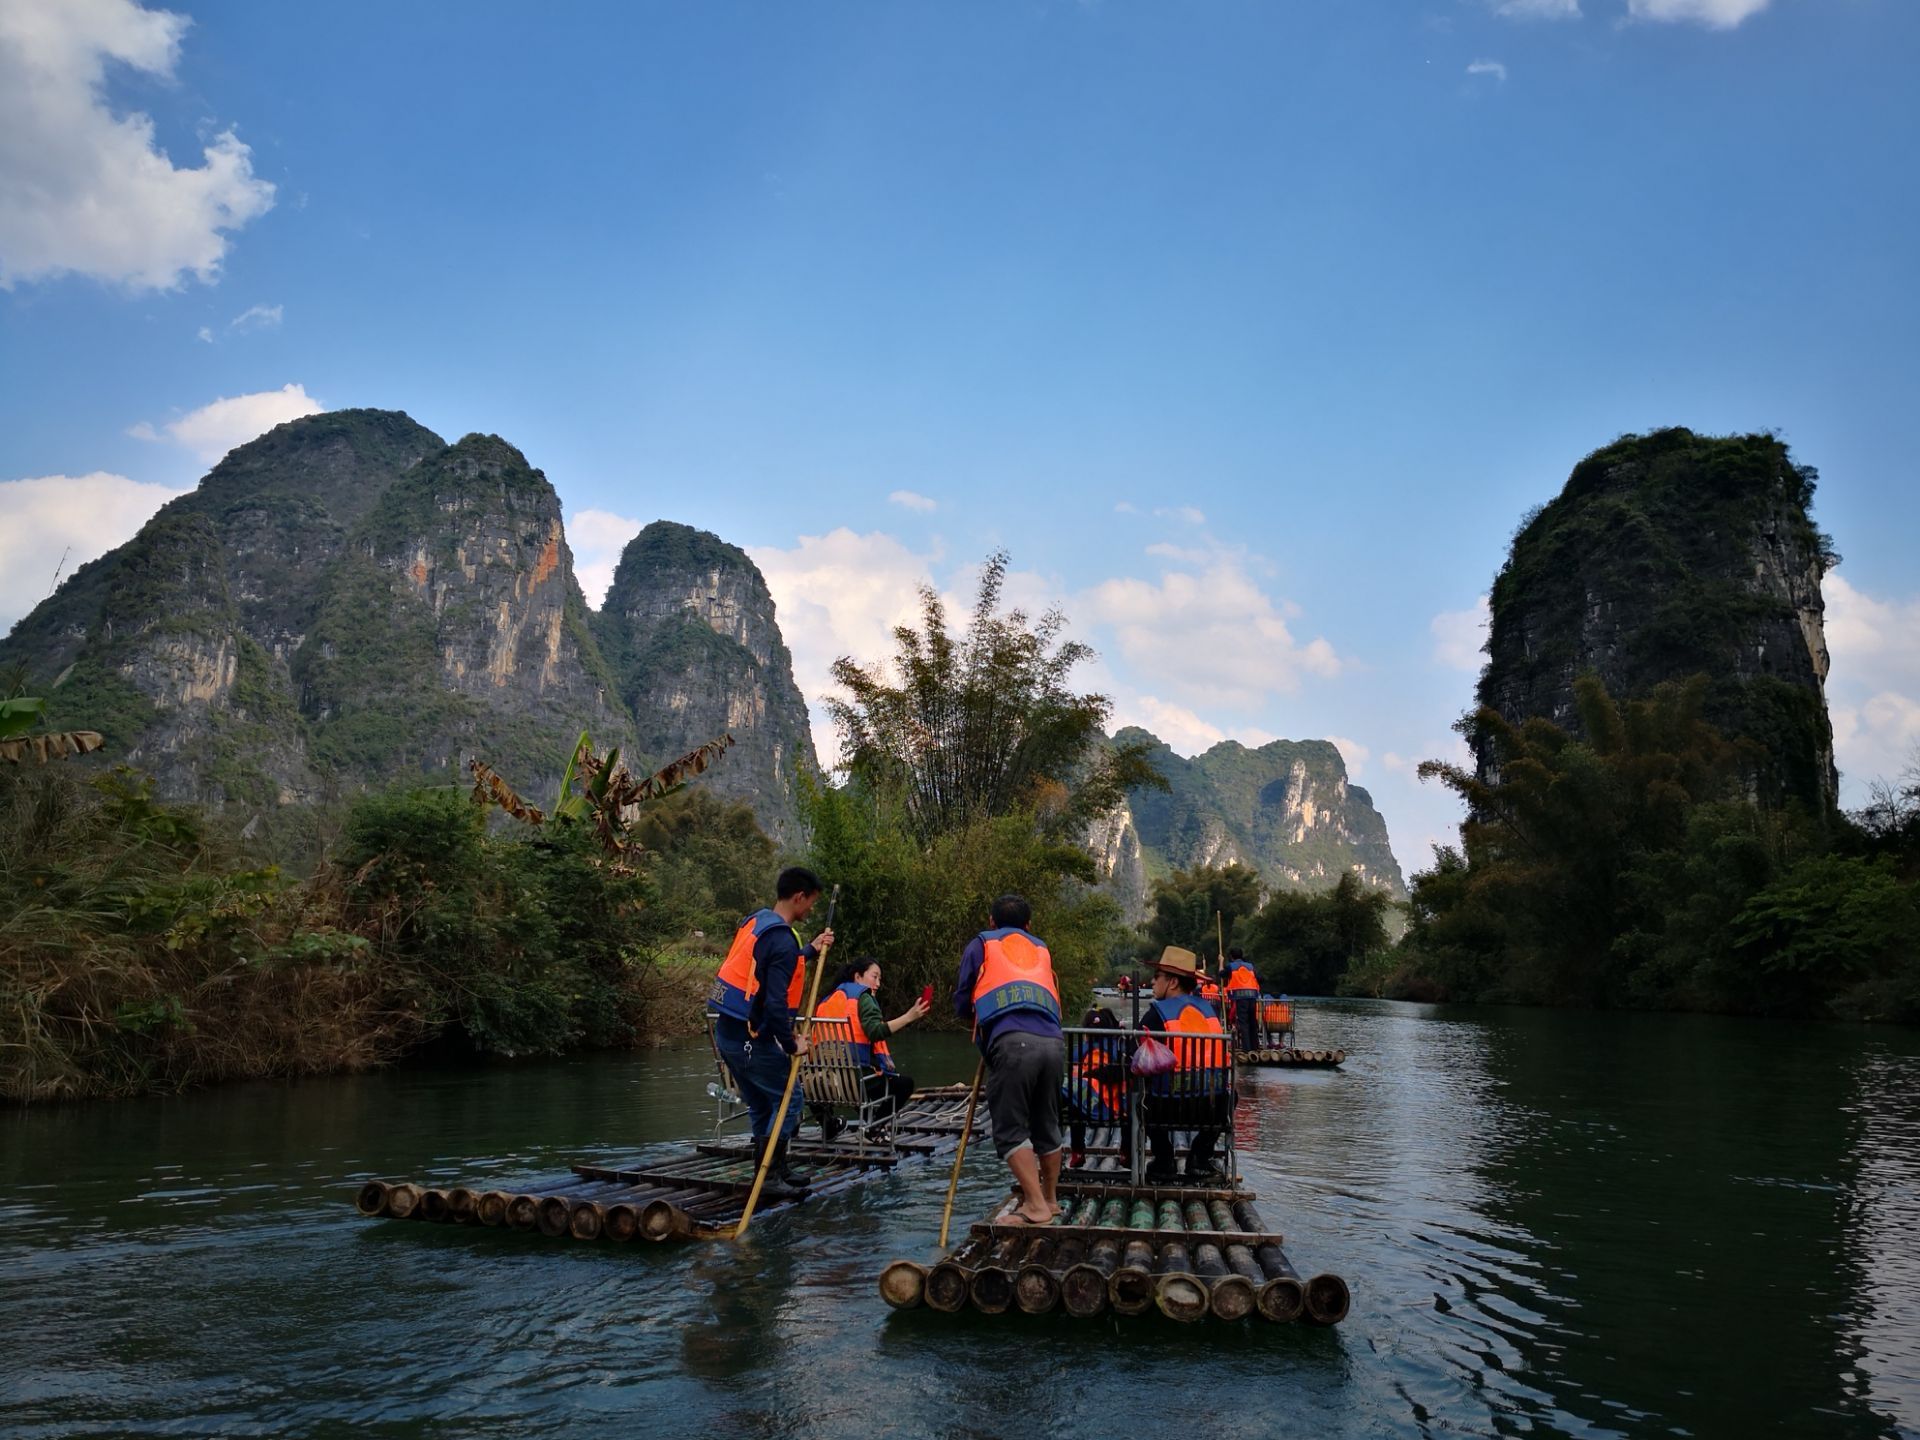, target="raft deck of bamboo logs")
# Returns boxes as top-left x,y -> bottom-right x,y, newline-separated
880,1182 -> 1351,1325
352,1082 -> 982,1245
1236,1047 -> 1346,1068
